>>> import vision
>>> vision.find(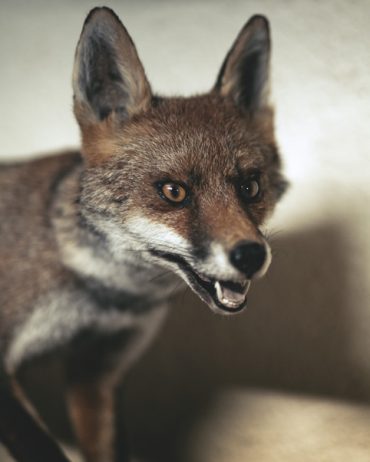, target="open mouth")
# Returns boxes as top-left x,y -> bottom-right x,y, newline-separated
188,269 -> 250,313
150,250 -> 250,314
